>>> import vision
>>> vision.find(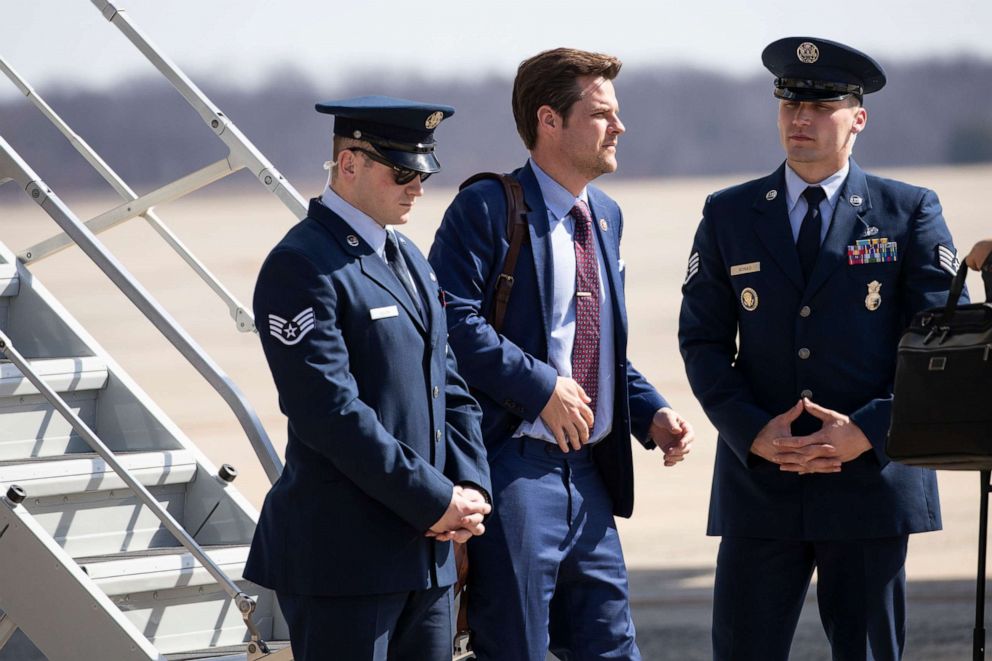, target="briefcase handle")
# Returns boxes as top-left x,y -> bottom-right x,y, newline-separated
941,261 -> 973,322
